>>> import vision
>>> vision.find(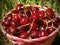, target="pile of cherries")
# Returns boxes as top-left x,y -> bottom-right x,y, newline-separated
2,4 -> 60,39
